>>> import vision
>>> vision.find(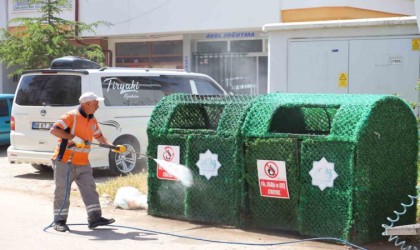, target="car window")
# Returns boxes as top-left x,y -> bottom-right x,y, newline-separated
194,77 -> 224,95
0,100 -> 8,116
102,75 -> 224,106
15,75 -> 81,106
